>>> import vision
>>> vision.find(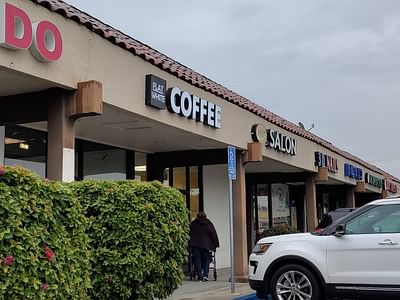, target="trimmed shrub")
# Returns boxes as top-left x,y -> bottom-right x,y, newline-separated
0,166 -> 91,299
259,224 -> 299,239
71,179 -> 190,300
